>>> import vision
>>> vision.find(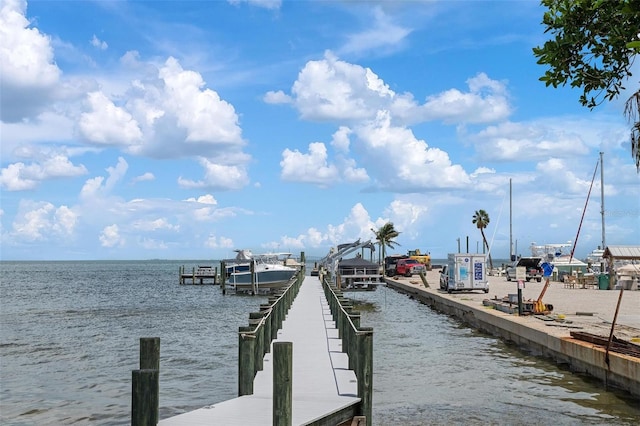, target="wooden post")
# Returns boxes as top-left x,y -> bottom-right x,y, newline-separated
273,342 -> 292,426
357,327 -> 373,426
250,260 -> 256,295
238,326 -> 255,396
220,261 -> 226,295
131,369 -> 158,426
347,312 -> 360,370
140,337 -> 160,370
131,337 -> 159,425
179,265 -> 183,285
192,267 -> 195,285
260,304 -> 272,353
249,312 -> 265,371
419,271 -> 429,288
